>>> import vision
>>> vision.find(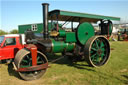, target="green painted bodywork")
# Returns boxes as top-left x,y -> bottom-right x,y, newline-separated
60,11 -> 120,20
109,24 -> 113,36
50,30 -> 76,53
18,23 -> 53,34
66,32 -> 77,43
52,40 -> 75,53
59,29 -> 66,37
77,22 -> 95,45
49,10 -> 120,23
